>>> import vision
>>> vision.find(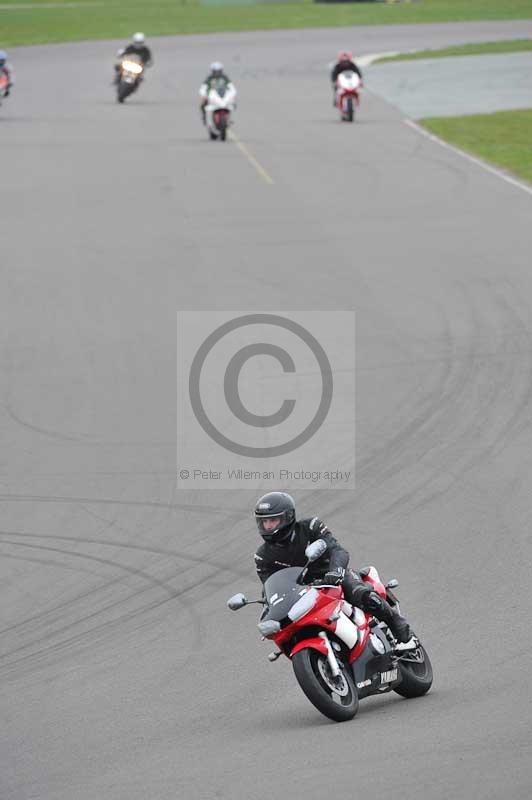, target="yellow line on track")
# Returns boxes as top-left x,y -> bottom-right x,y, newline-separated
228,131 -> 275,185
